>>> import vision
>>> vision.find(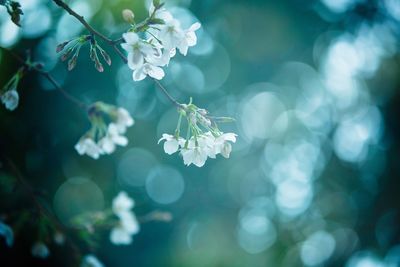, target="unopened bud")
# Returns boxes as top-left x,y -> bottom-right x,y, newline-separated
122,9 -> 135,24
